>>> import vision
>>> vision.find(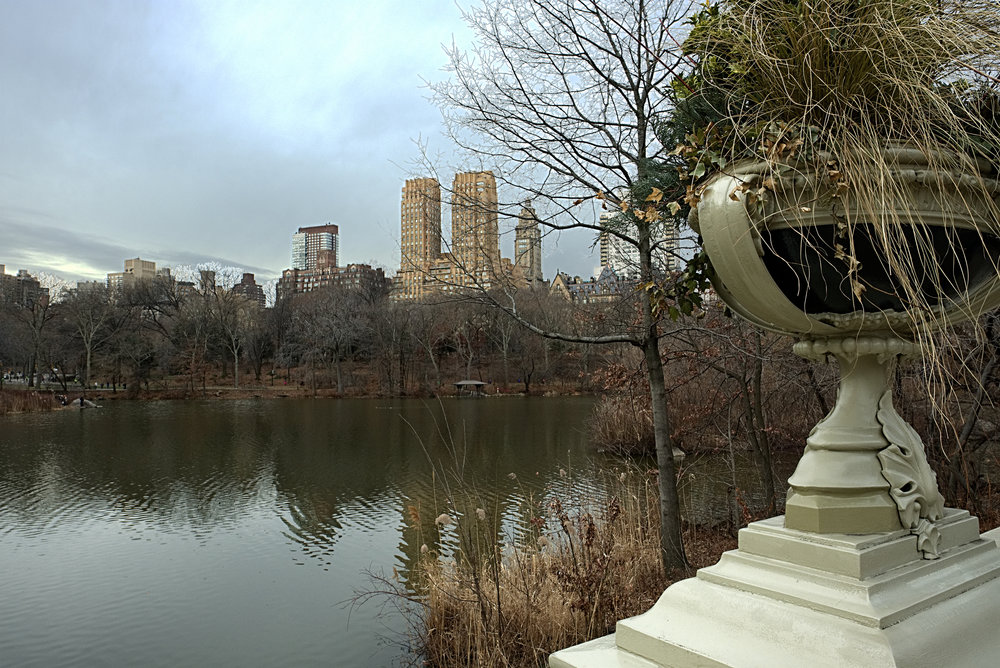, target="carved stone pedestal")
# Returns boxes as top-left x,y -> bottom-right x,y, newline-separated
550,511 -> 1000,668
